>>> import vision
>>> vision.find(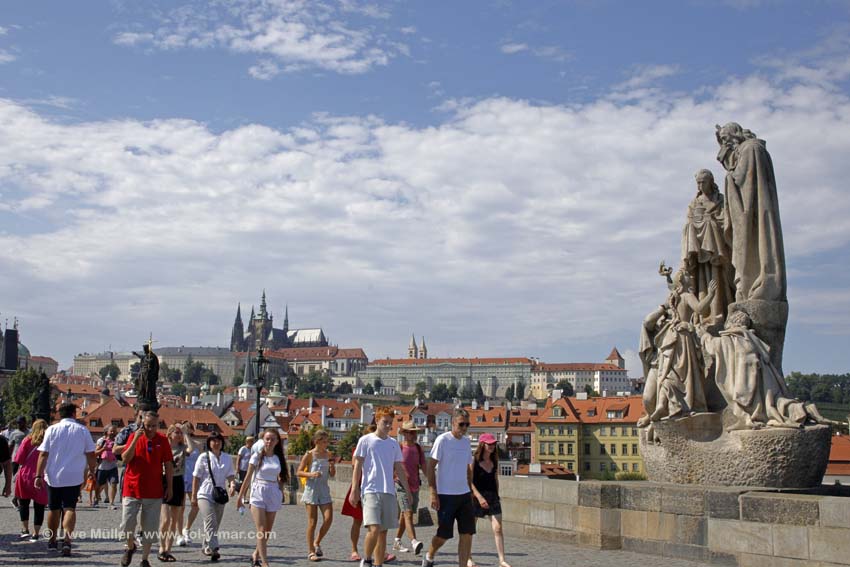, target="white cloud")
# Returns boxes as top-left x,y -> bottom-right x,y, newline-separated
0,49 -> 15,64
501,42 -> 528,54
4,44 -> 850,372
501,42 -> 571,62
615,64 -> 680,90
113,0 -> 405,75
